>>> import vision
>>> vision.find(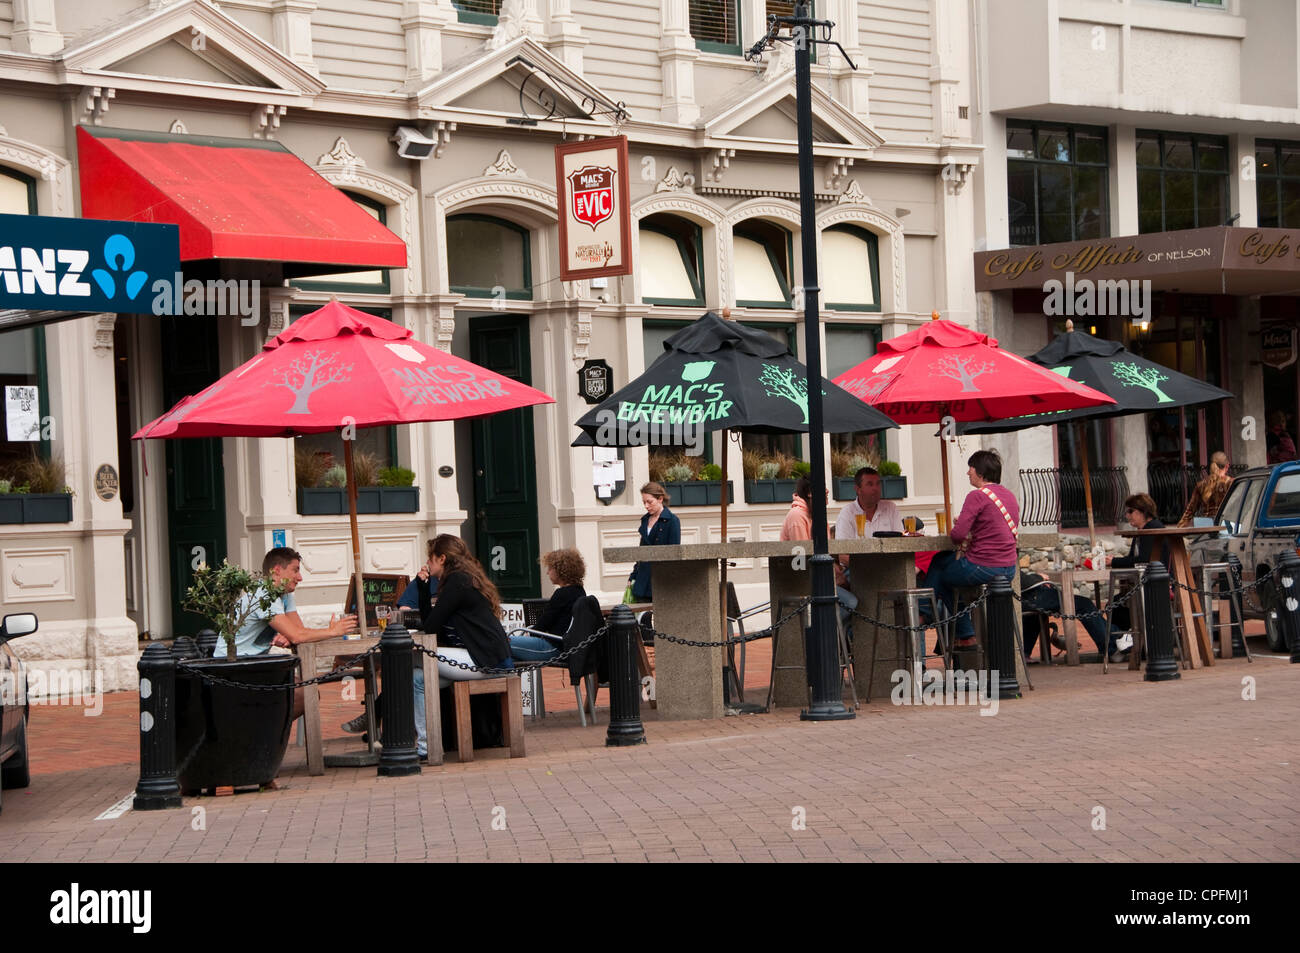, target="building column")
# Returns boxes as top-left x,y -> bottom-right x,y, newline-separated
928,0 -> 967,143
11,0 -> 62,54
1234,297 -> 1267,469
830,0 -> 872,120
403,1 -> 455,83
544,0 -> 587,74
659,0 -> 700,125
1112,126 -> 1139,236
1231,134 -> 1258,228
271,0 -> 318,72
